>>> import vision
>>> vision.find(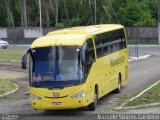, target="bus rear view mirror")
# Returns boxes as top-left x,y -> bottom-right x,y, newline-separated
80,43 -> 87,66
22,48 -> 30,69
